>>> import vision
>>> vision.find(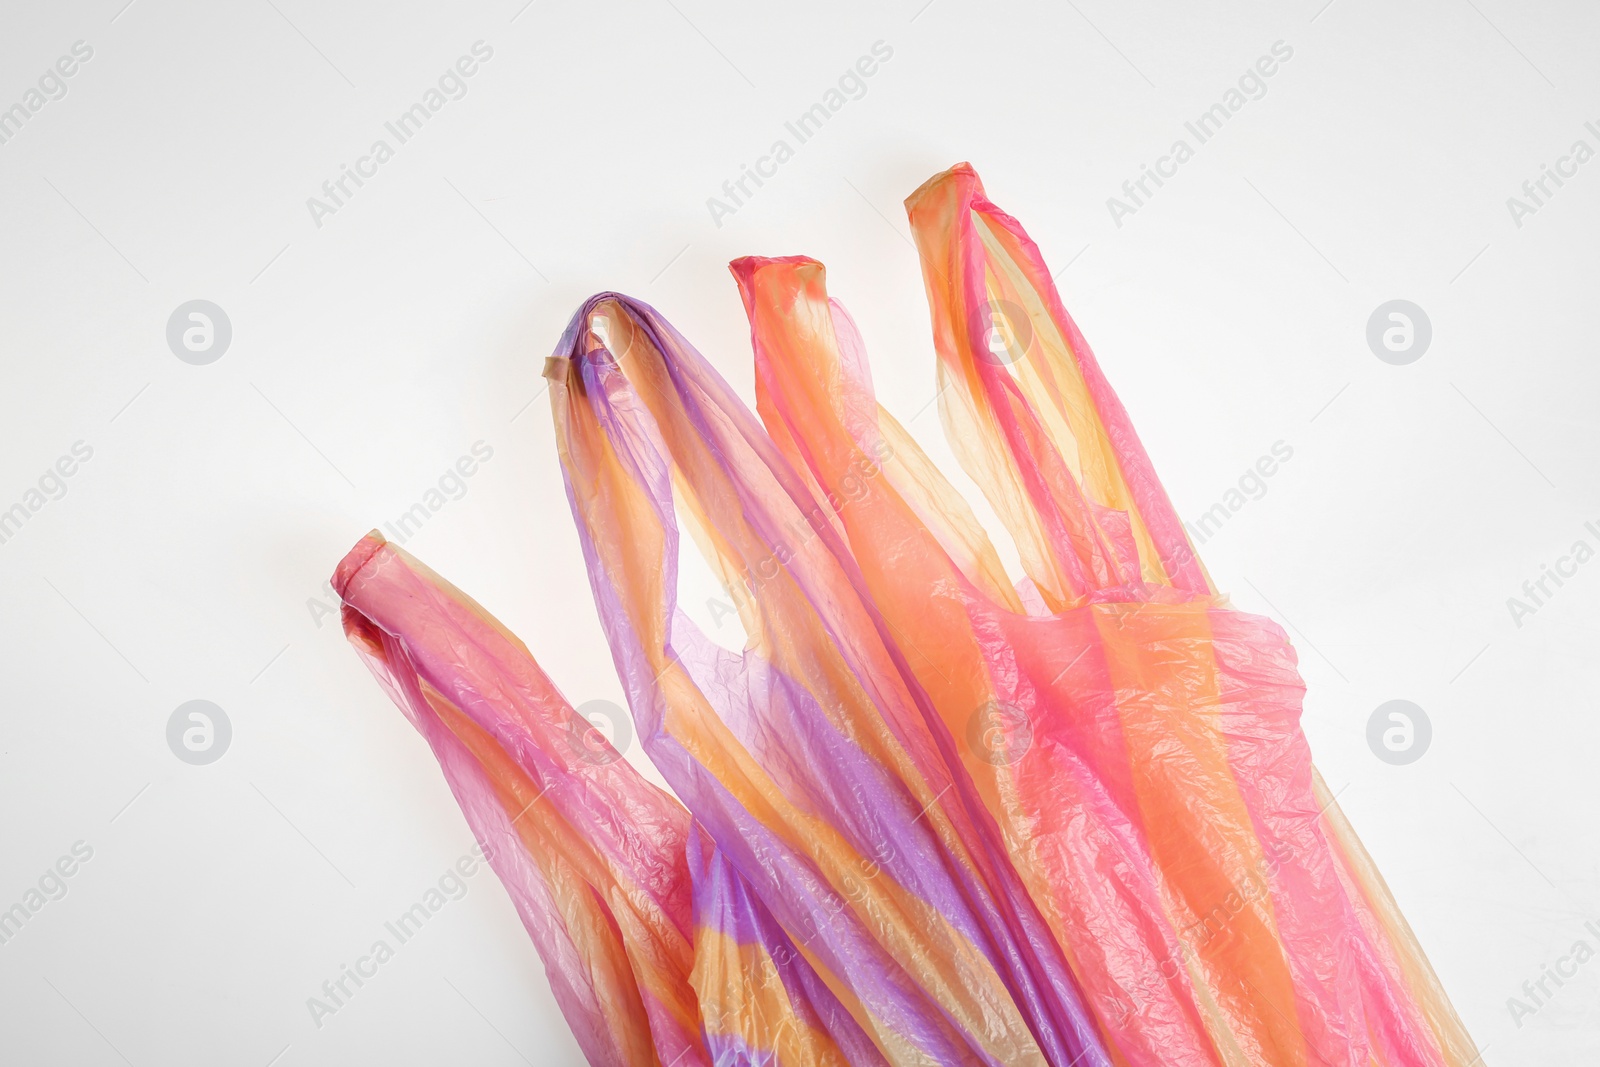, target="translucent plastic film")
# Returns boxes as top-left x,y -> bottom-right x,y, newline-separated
688,823 -> 893,1067
335,532 -> 925,1067
332,163 -> 1476,1067
902,163 -> 1478,1067
730,164 -> 1476,1067
547,293 -> 1109,1067
334,533 -> 708,1067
